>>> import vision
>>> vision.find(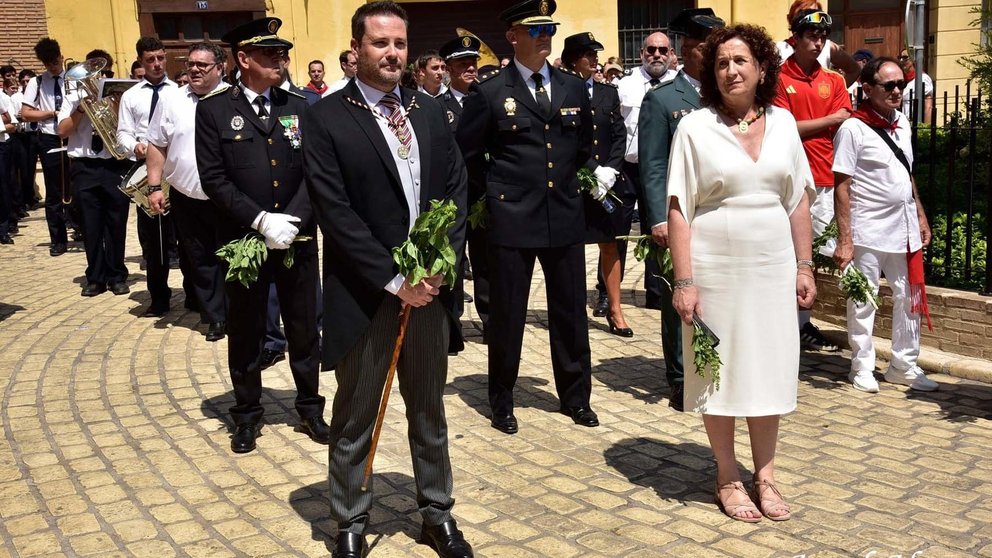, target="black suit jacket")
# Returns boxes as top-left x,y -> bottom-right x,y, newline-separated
584,80 -> 630,196
303,81 -> 468,370
457,62 -> 593,248
196,84 -> 316,255
438,90 -> 463,134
